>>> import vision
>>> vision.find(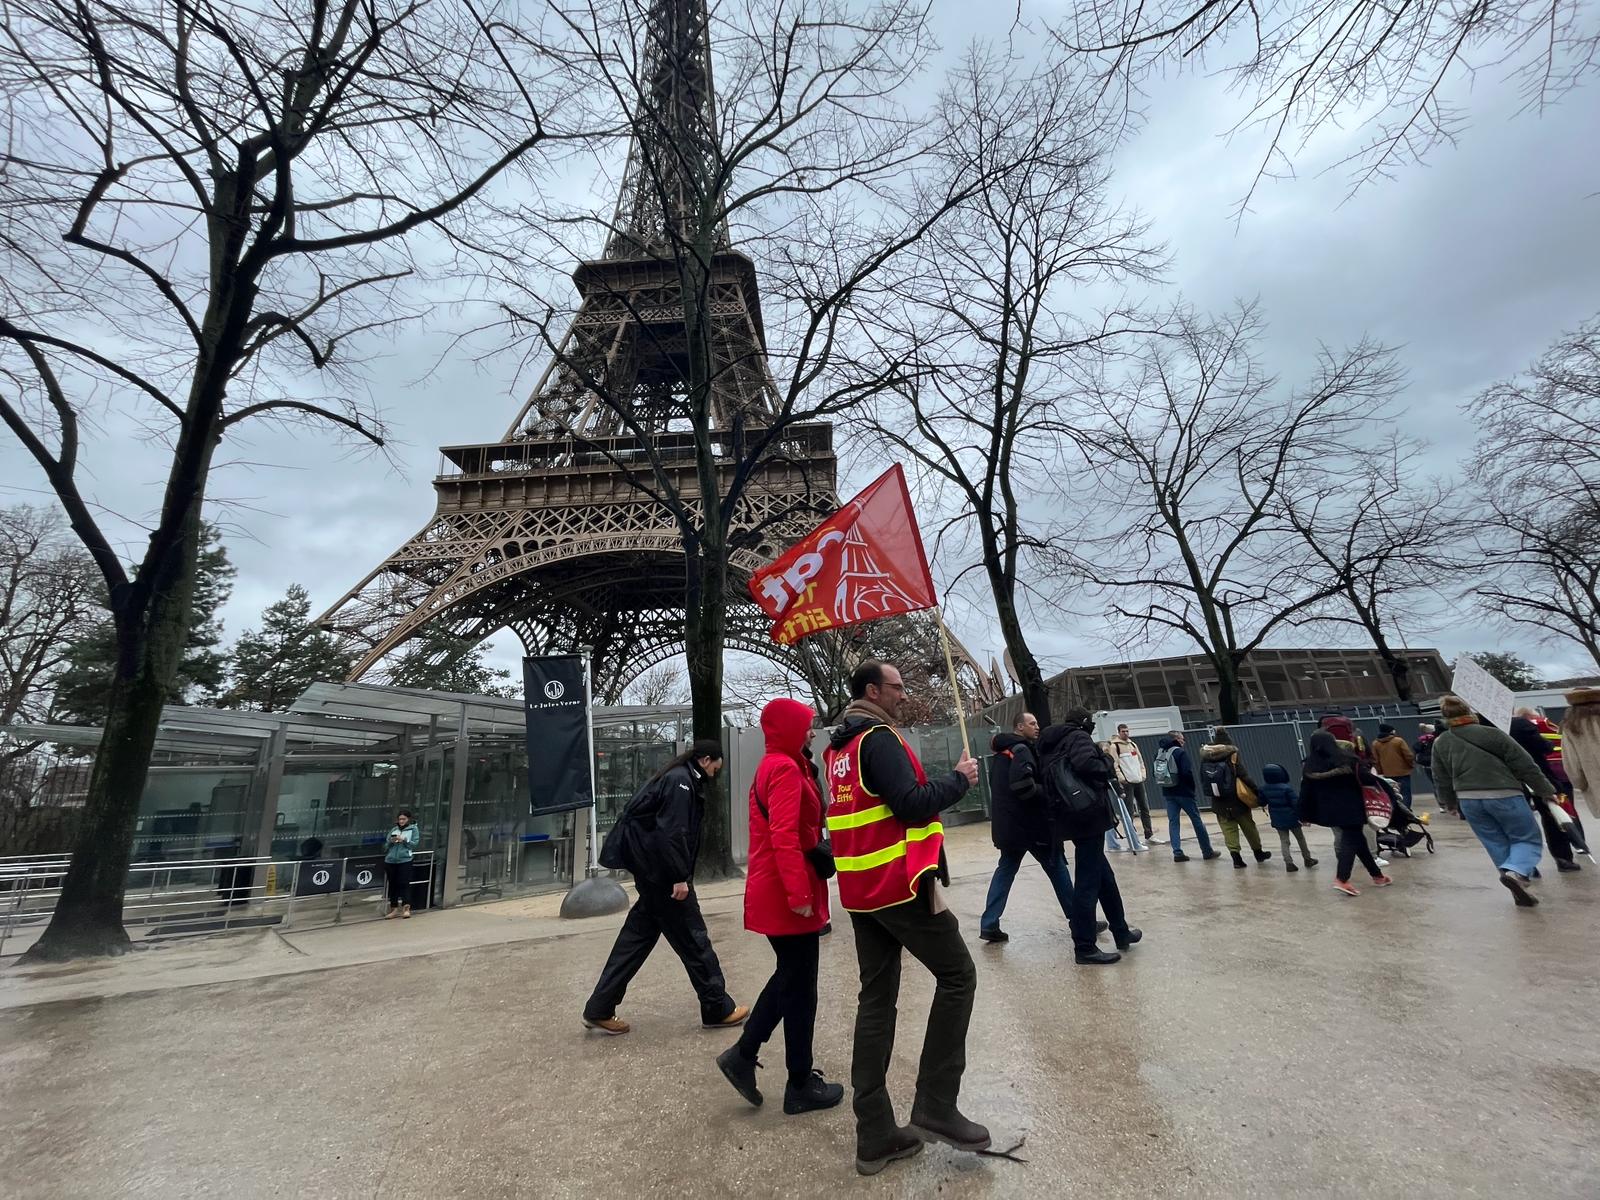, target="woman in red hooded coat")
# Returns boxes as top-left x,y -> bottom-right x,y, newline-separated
715,697 -> 844,1116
